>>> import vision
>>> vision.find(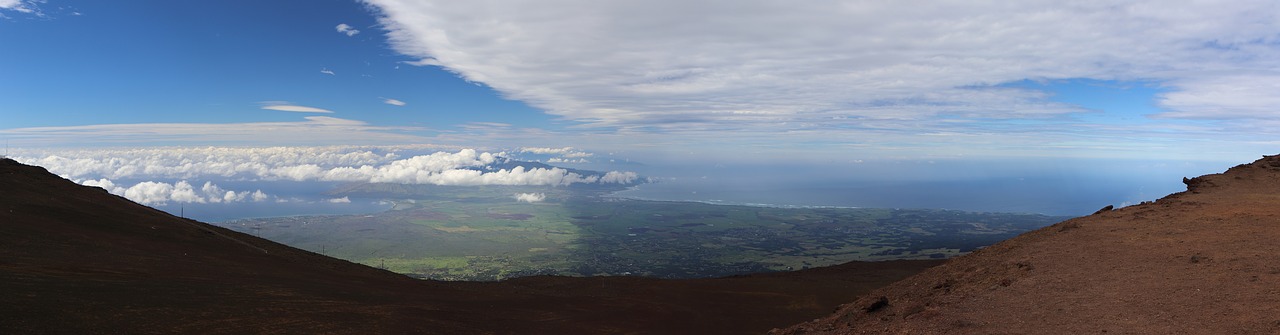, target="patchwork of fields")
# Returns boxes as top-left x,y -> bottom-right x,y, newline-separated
221,184 -> 1067,280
